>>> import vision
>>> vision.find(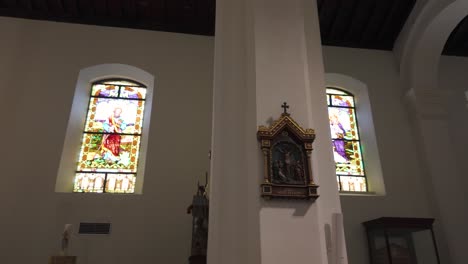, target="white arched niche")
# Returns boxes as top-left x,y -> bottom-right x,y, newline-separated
56,64 -> 155,194
402,0 -> 468,92
325,73 -> 386,195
